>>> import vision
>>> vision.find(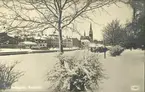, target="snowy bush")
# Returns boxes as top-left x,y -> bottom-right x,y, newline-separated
47,51 -> 105,92
109,45 -> 124,56
0,62 -> 24,90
